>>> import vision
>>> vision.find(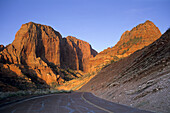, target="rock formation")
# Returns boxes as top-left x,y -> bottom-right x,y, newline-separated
88,20 -> 162,72
0,20 -> 162,92
0,22 -> 97,70
61,36 -> 97,72
0,22 -> 97,91
0,22 -> 62,66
